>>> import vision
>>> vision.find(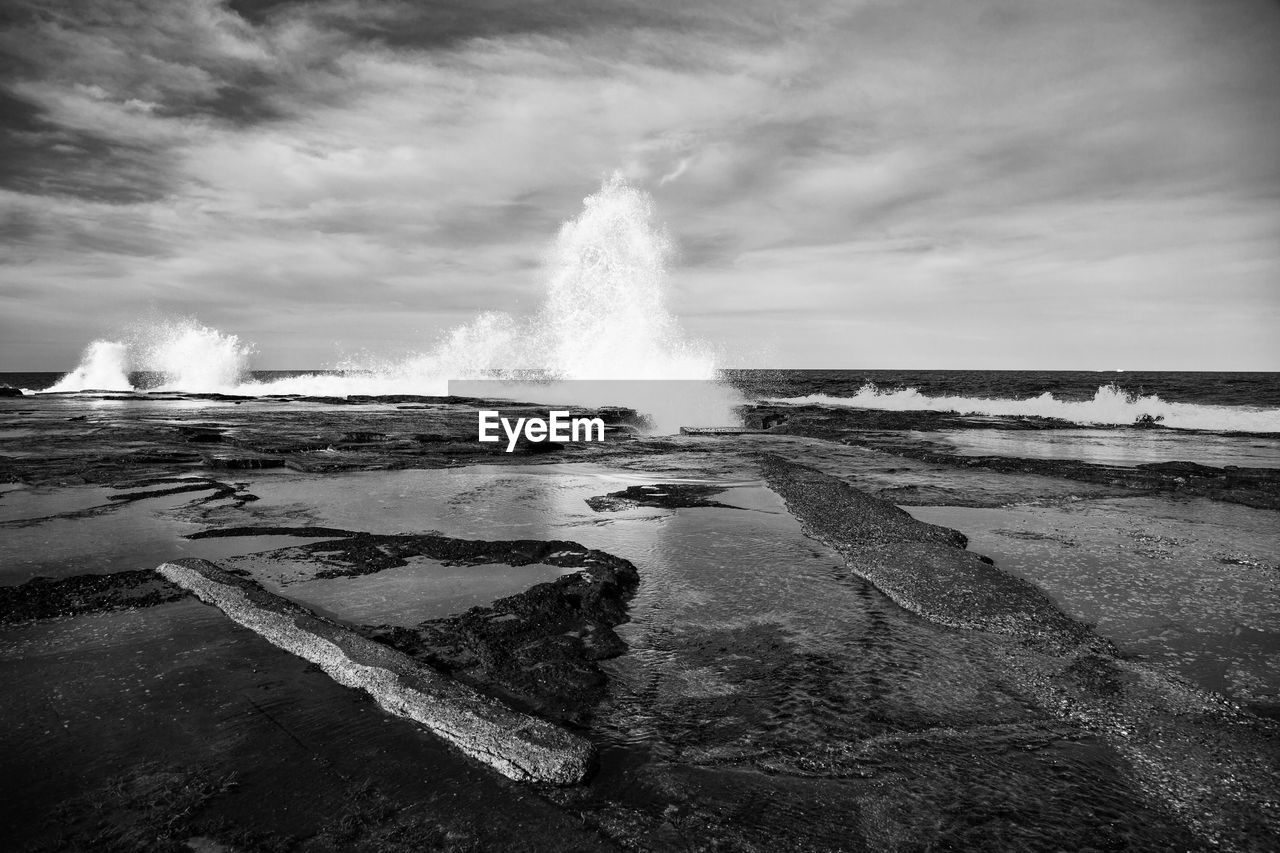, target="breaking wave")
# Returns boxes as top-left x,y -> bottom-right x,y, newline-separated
769,383 -> 1280,434
47,323 -> 254,393
44,174 -> 735,429
46,340 -> 131,392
